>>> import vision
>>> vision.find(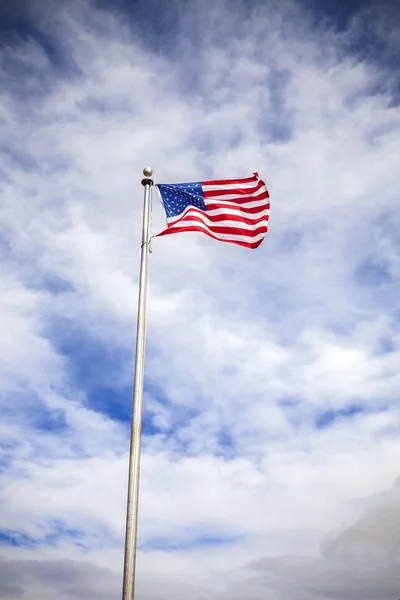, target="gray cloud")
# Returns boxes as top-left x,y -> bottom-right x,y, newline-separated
243,479 -> 400,600
0,558 -> 119,600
